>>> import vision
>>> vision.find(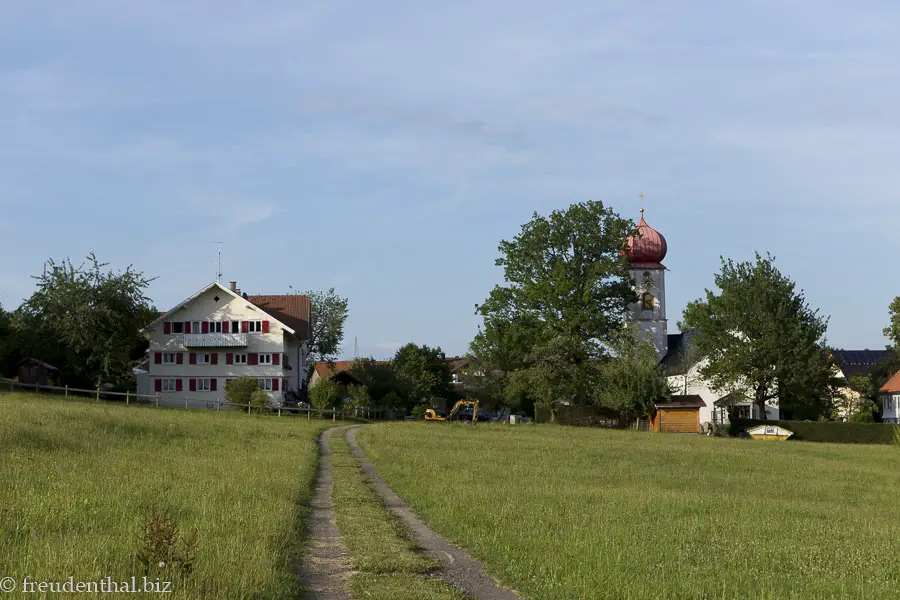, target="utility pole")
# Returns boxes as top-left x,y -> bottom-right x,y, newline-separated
354,336 -> 359,359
